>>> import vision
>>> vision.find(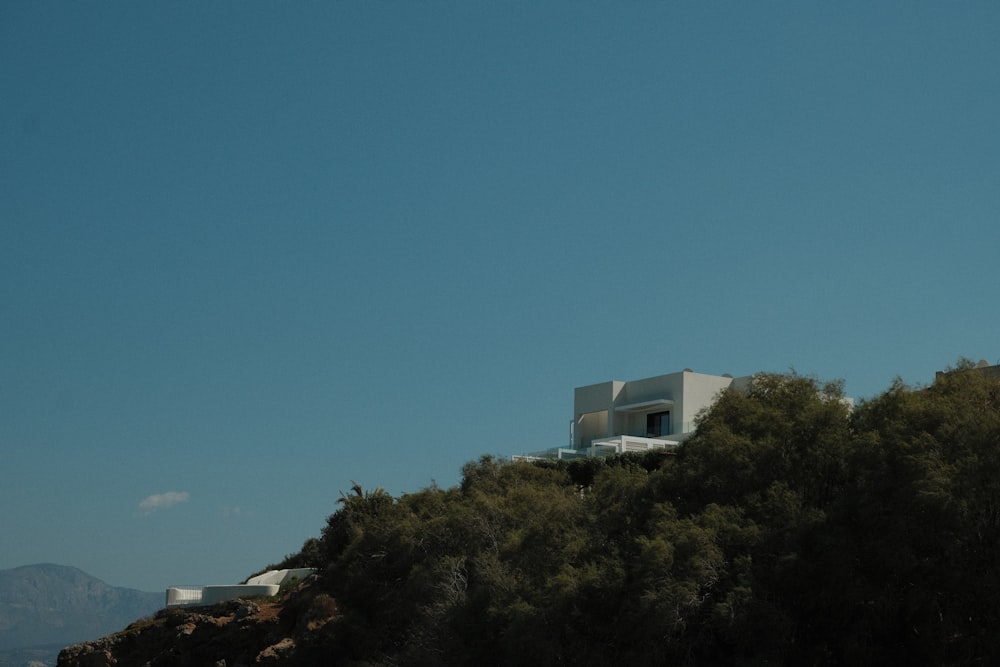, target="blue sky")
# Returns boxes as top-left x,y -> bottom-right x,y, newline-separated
2,2 -> 999,592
